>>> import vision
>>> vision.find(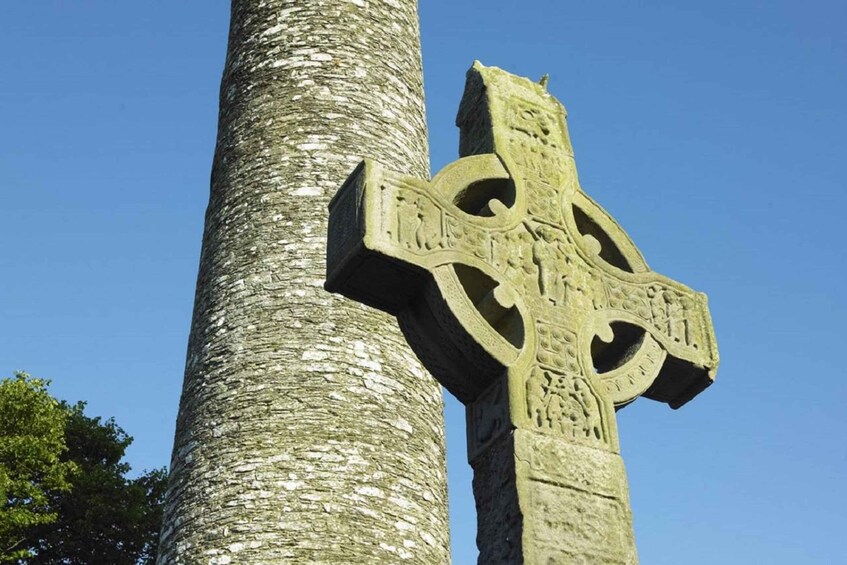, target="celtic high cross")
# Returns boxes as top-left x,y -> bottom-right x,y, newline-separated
326,62 -> 719,564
